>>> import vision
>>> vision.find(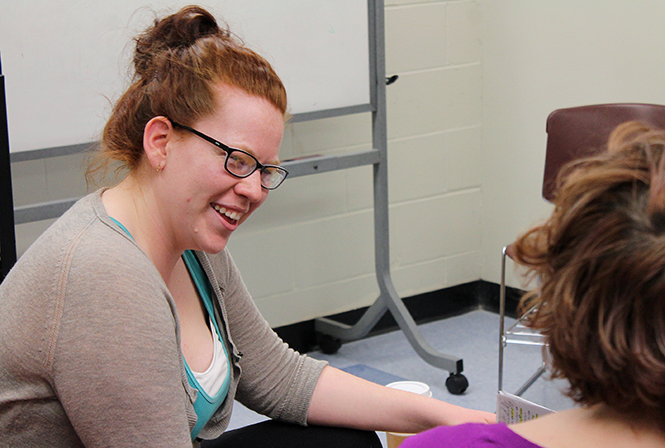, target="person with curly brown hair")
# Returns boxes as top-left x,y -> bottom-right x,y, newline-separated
401,120 -> 665,448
